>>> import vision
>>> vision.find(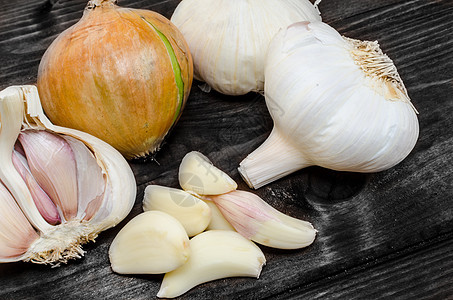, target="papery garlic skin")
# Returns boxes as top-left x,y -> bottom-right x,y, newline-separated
109,211 -> 190,275
170,0 -> 321,95
209,190 -> 316,249
143,185 -> 211,237
0,85 -> 136,265
239,21 -> 419,189
157,230 -> 265,298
